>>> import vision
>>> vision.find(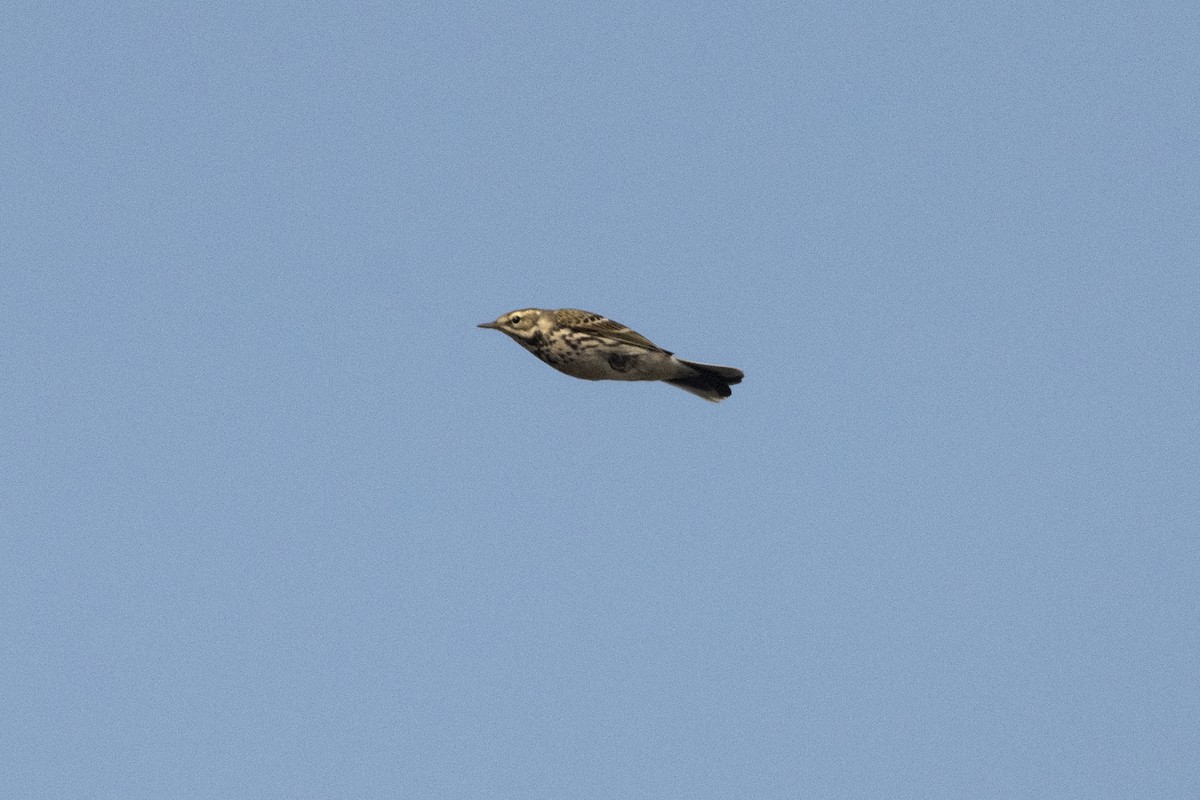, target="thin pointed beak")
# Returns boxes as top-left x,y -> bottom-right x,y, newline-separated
478,321 -> 500,329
